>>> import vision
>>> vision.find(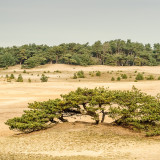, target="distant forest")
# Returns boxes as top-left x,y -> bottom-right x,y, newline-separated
1,39 -> 160,68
